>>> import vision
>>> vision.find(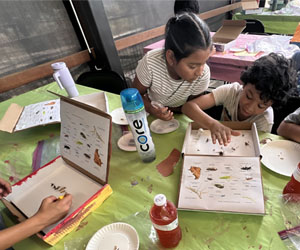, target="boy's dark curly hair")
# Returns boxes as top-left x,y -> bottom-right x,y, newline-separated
240,53 -> 297,108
